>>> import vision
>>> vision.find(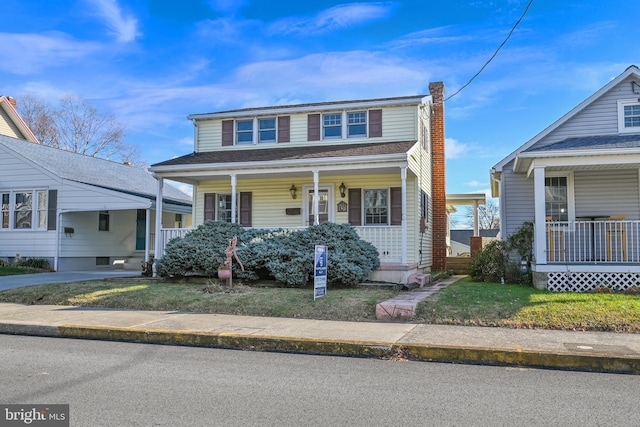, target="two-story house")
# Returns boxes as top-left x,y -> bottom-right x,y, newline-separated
150,83 -> 447,284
